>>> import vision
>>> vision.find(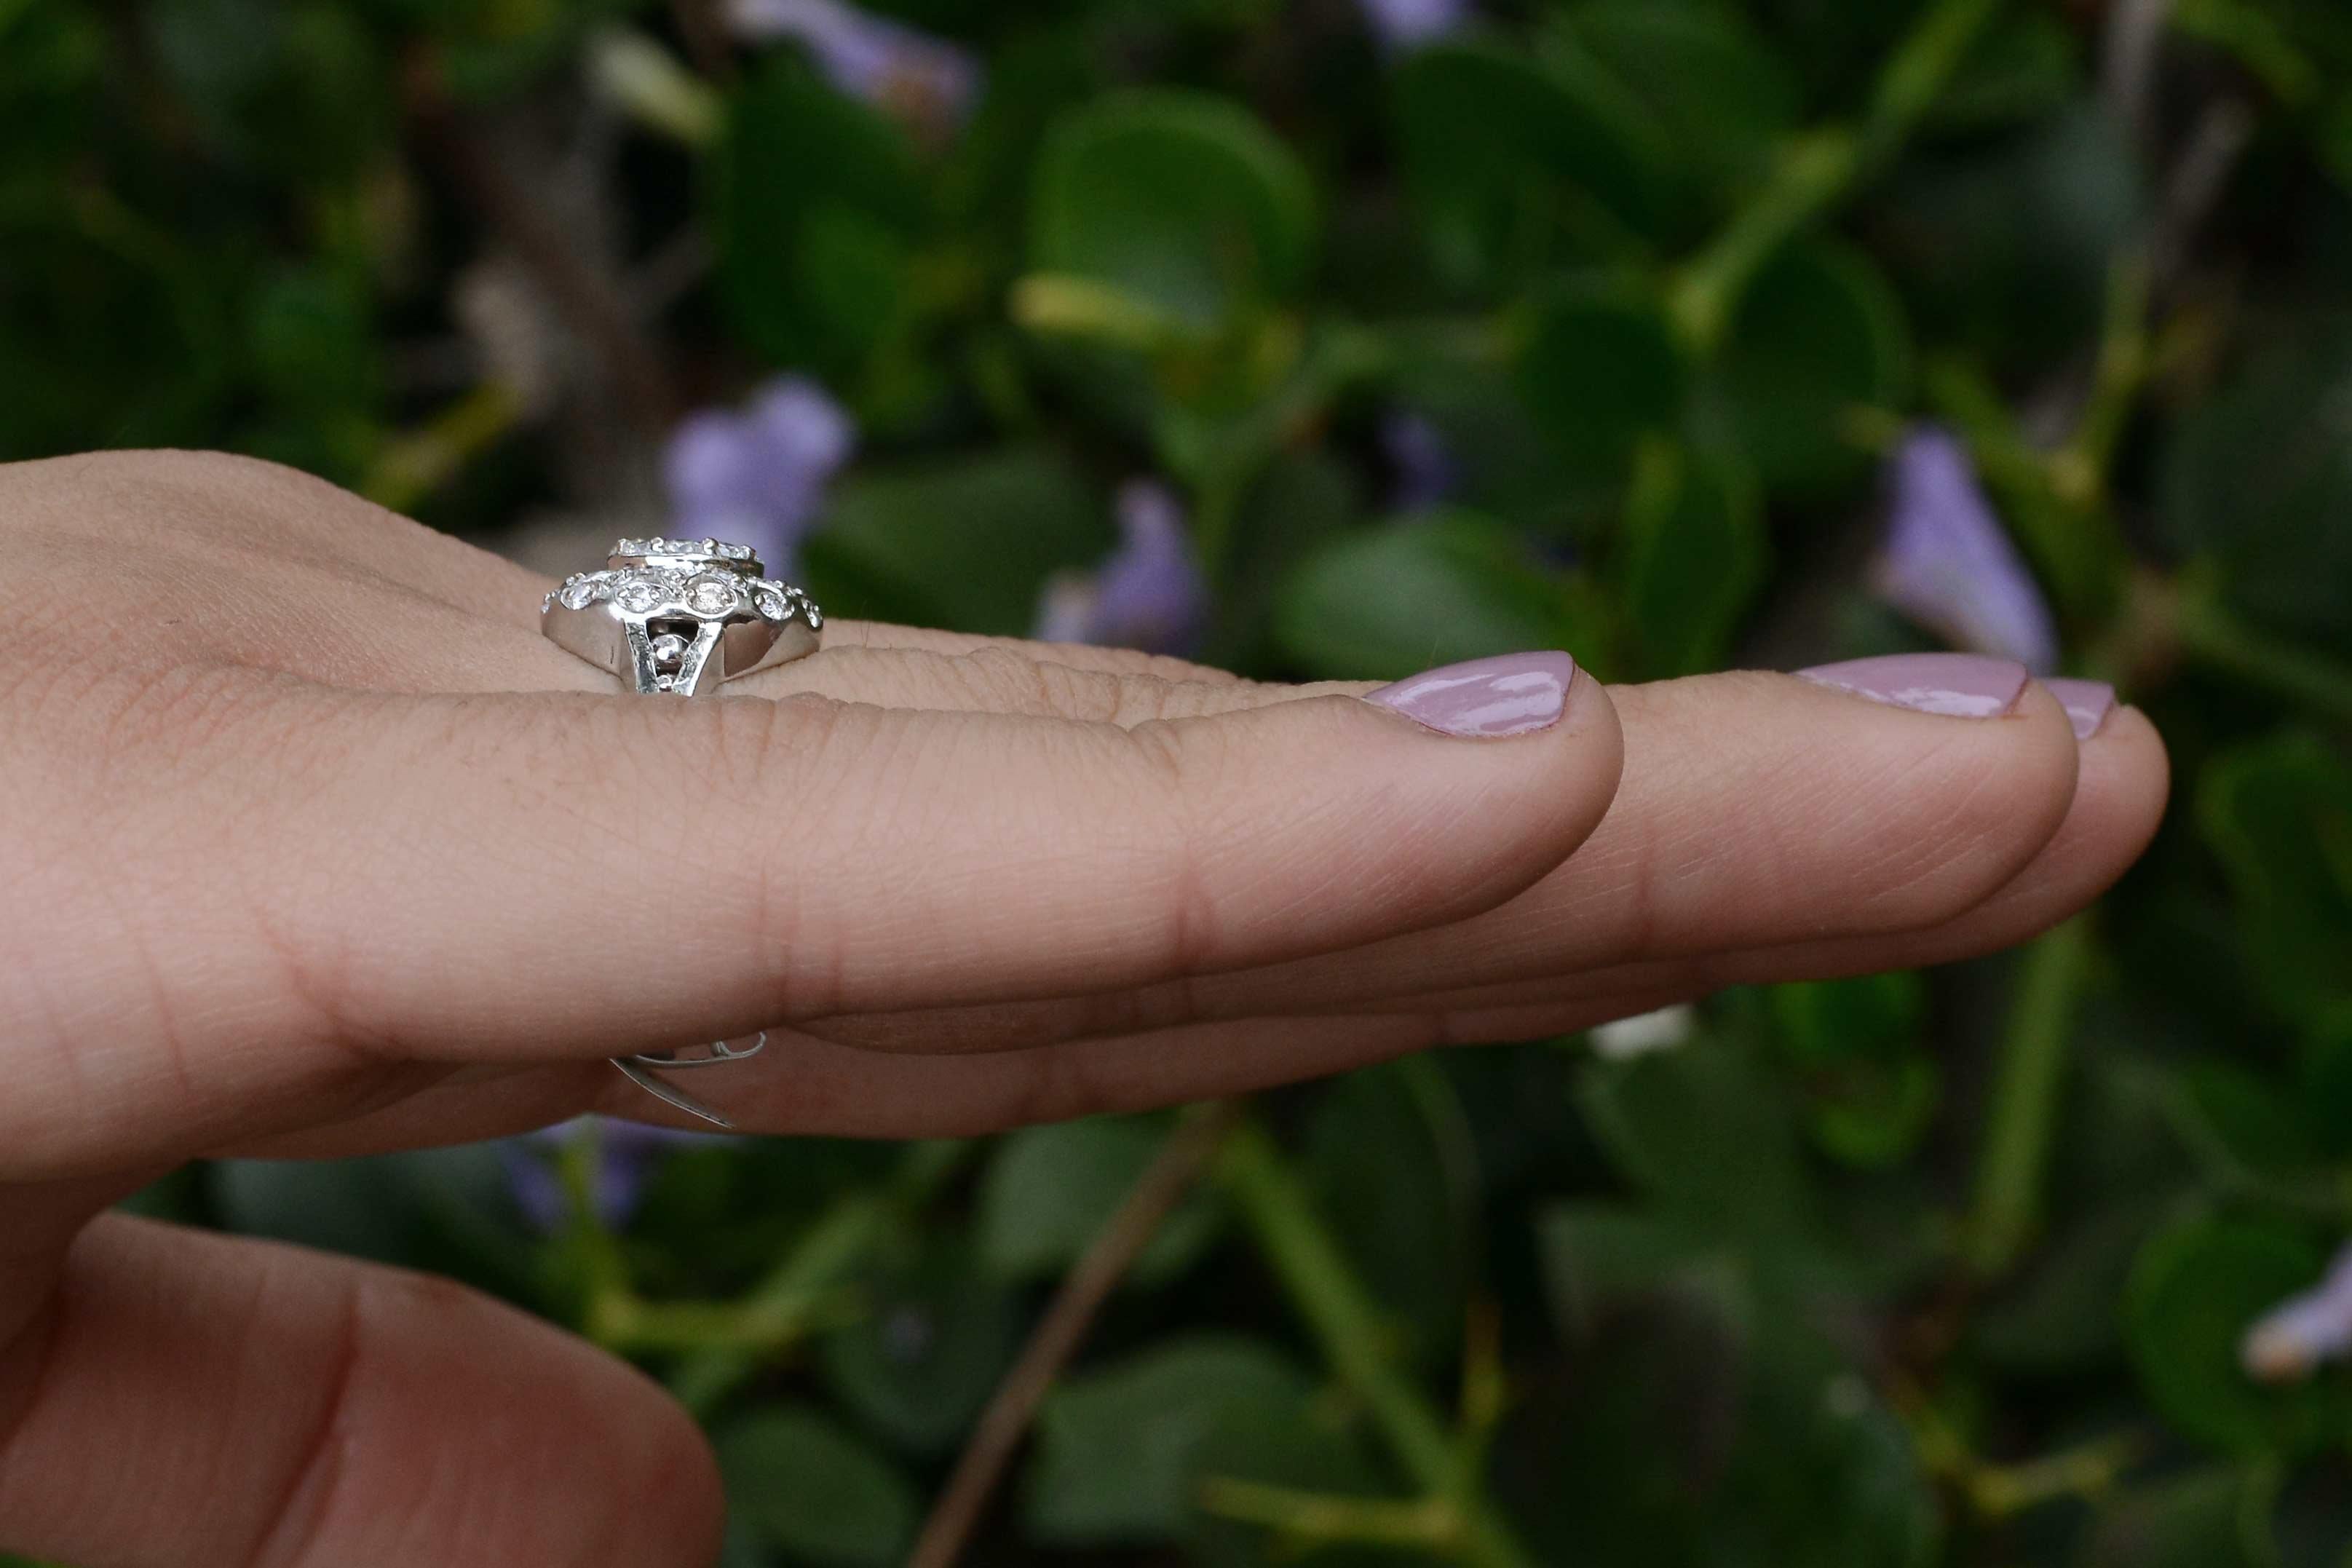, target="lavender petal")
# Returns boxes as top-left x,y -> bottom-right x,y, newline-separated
1869,427 -> 2059,675
1357,0 -> 1471,52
